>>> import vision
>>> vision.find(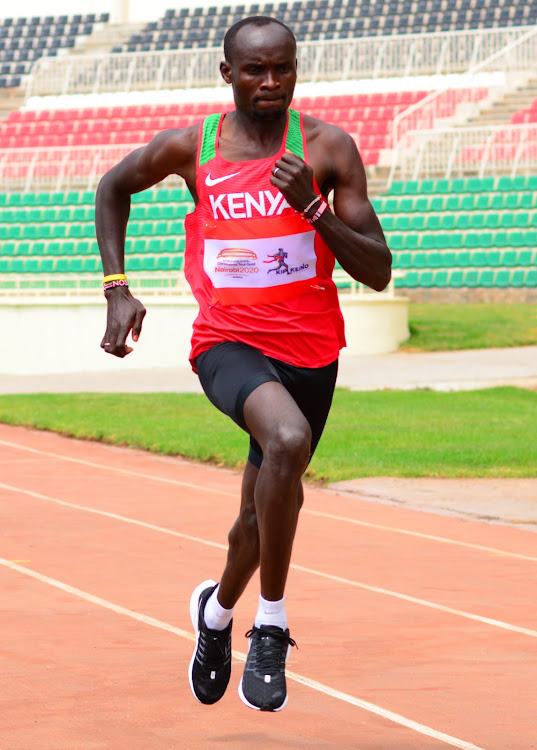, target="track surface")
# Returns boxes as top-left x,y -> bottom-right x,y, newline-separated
1,423 -> 536,750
